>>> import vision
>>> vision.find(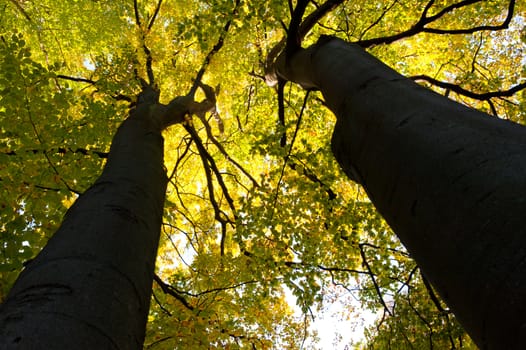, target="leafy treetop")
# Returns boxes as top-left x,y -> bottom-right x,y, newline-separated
0,0 -> 524,348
